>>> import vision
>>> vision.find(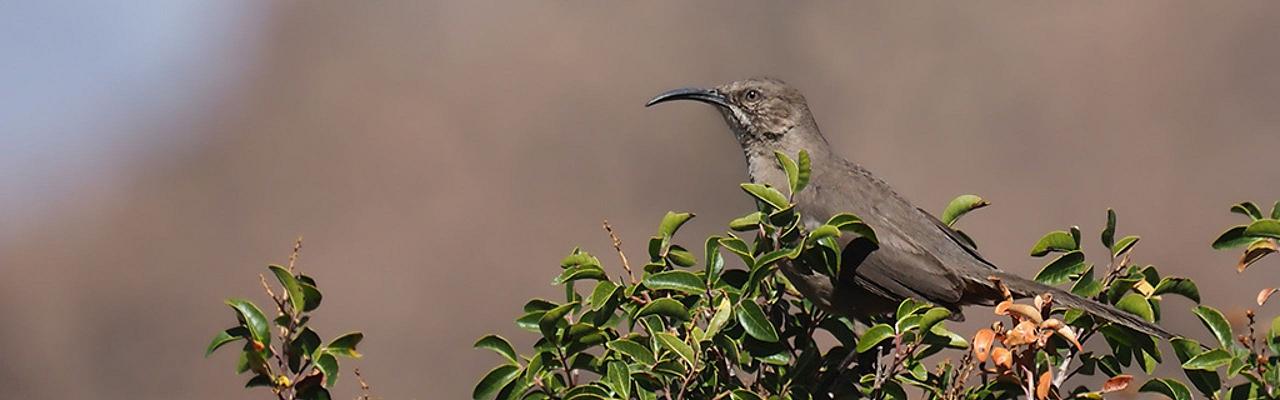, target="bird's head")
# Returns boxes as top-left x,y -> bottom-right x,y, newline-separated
647,77 -> 817,147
